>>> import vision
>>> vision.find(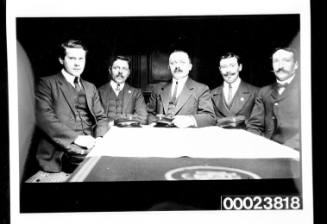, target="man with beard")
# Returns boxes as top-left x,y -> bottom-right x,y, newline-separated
247,48 -> 301,150
98,55 -> 148,125
147,50 -> 216,128
211,52 -> 258,128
